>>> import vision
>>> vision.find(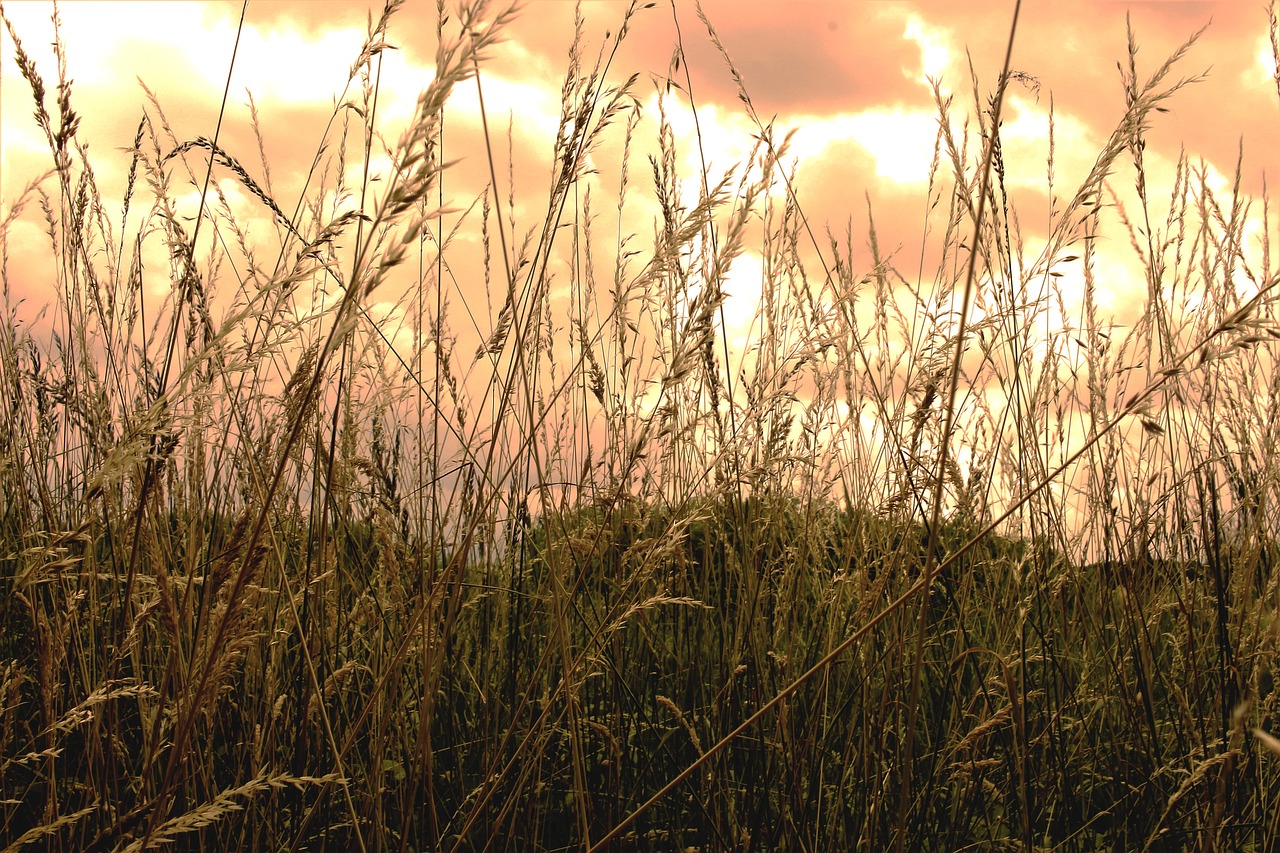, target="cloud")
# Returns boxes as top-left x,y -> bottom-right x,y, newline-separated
792,108 -> 943,187
3,0 -> 1277,372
